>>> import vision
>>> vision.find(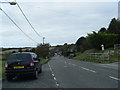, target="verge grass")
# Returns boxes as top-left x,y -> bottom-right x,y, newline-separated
73,49 -> 119,63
